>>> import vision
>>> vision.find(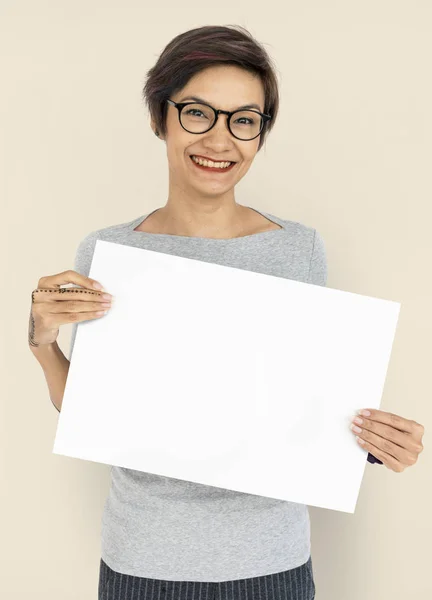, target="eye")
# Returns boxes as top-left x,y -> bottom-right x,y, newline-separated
235,117 -> 255,125
186,109 -> 207,118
